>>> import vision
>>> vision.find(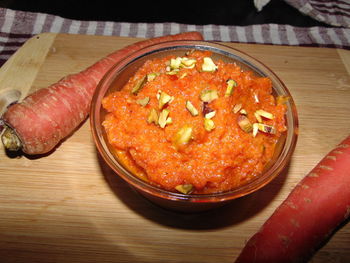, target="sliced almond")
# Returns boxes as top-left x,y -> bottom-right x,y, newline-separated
186,101 -> 199,116
175,184 -> 193,194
